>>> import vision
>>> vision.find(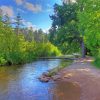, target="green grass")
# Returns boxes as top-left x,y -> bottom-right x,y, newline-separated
48,60 -> 72,77
93,61 -> 100,68
92,57 -> 100,68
